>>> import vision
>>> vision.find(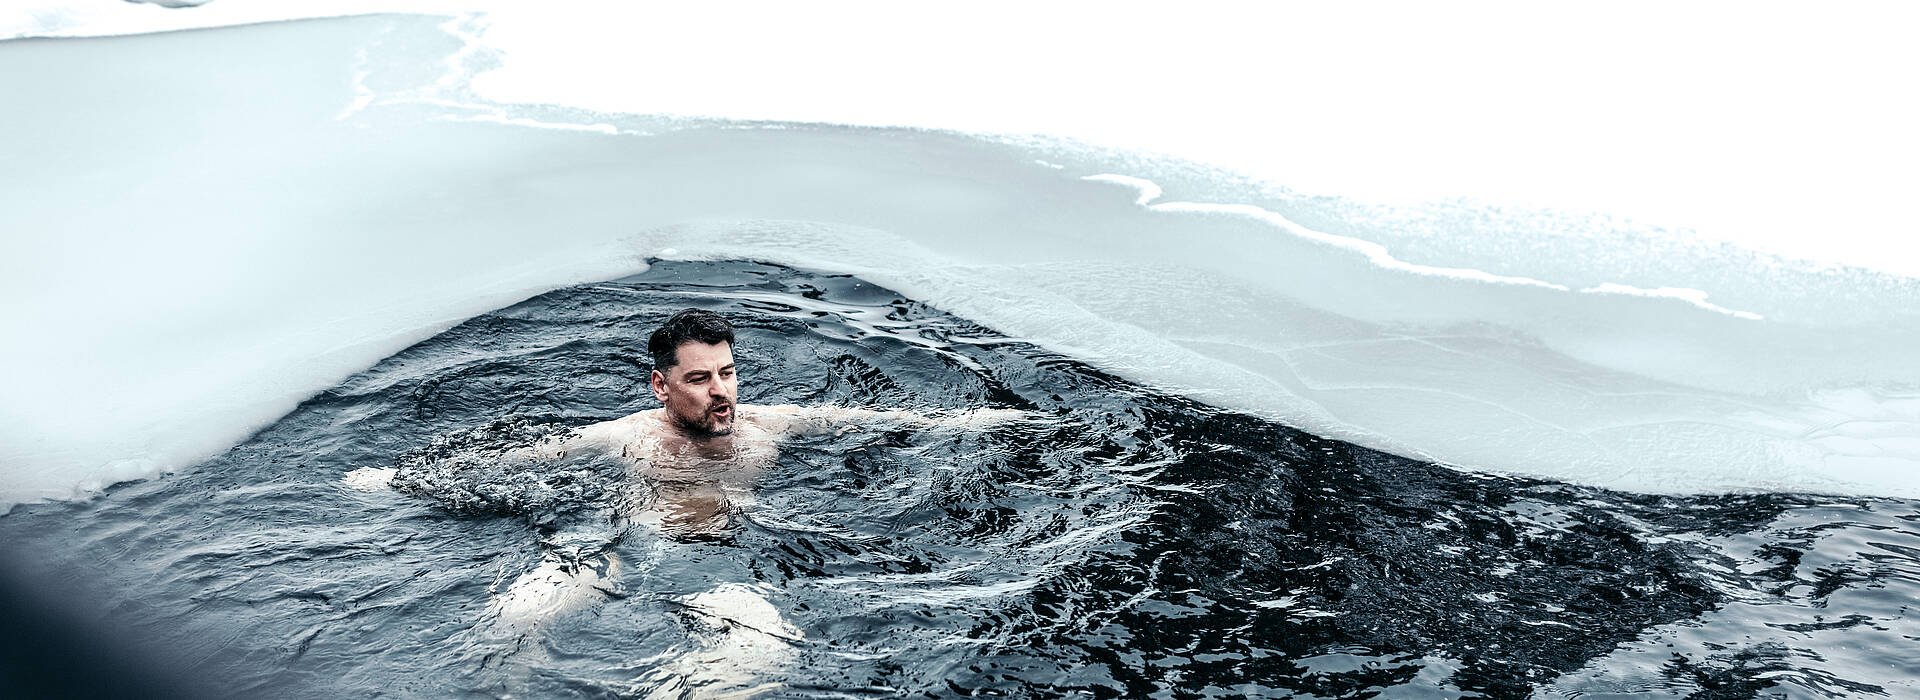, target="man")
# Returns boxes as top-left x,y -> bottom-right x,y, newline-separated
565,307 -> 783,538
562,308 -> 1015,534
348,307 -> 1022,631
488,308 -> 1025,694
569,307 -> 799,476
